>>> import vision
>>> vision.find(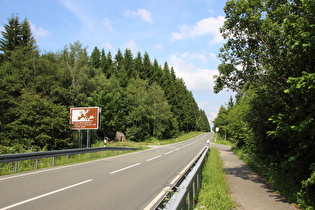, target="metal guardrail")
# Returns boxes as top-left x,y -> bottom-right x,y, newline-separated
154,146 -> 209,210
0,146 -> 138,173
